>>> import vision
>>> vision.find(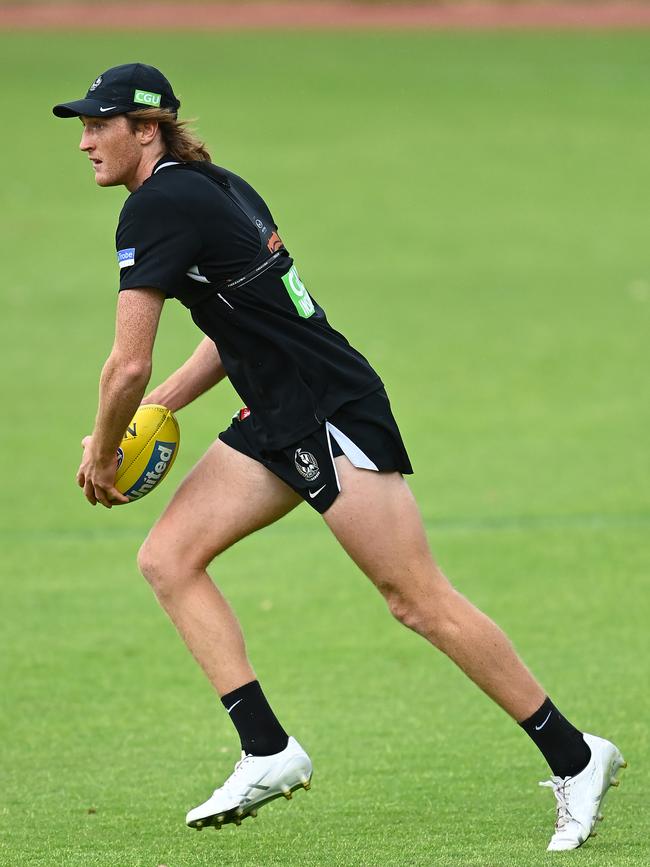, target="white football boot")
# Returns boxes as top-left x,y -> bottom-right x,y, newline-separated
186,736 -> 312,830
540,732 -> 626,851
